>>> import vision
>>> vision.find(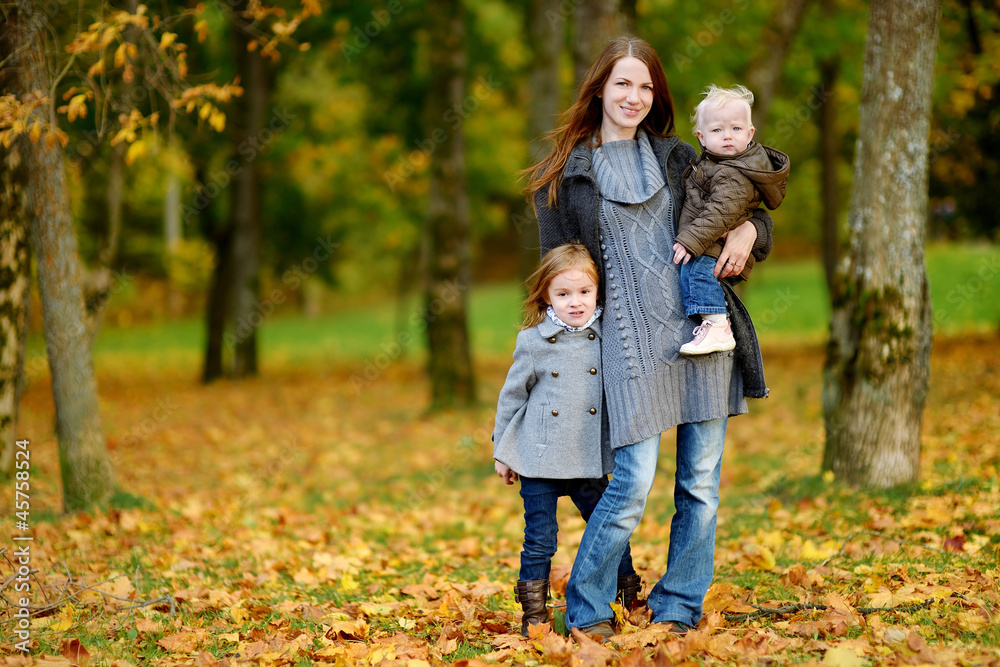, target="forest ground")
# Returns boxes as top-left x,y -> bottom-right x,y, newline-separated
3,296 -> 1000,665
